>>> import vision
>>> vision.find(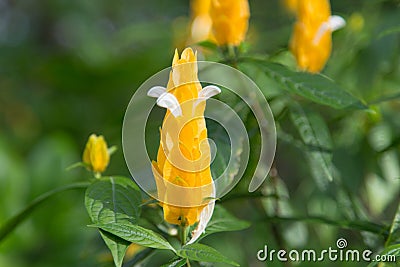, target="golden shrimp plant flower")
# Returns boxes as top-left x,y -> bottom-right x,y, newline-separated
82,134 -> 110,174
189,0 -> 214,43
290,0 -> 345,73
147,48 -> 219,229
209,0 -> 250,46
